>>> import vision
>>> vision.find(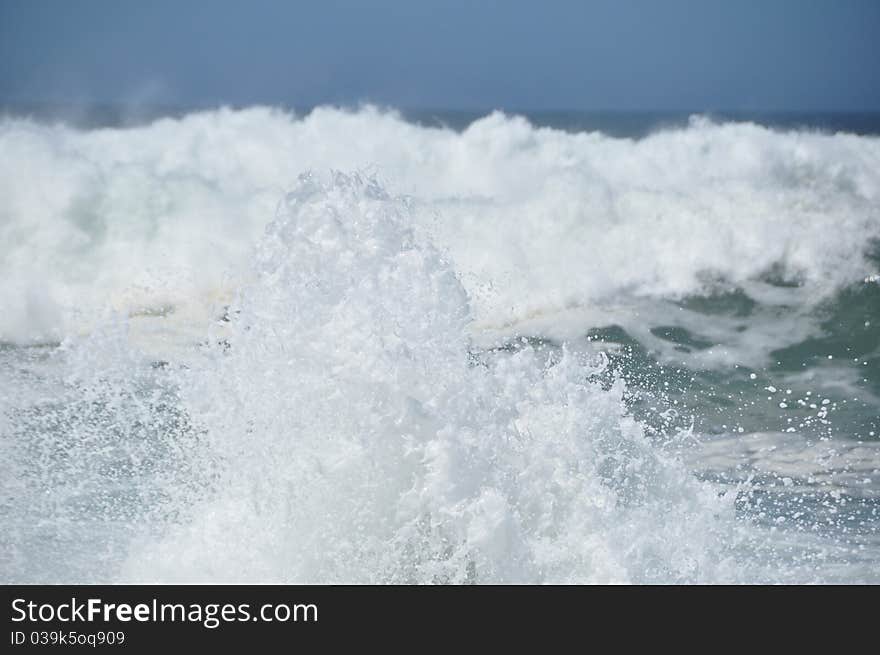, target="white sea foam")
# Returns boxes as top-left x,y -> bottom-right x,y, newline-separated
2,107 -> 878,368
